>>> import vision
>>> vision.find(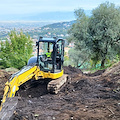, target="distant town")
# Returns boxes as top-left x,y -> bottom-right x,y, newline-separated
0,21 -> 75,56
